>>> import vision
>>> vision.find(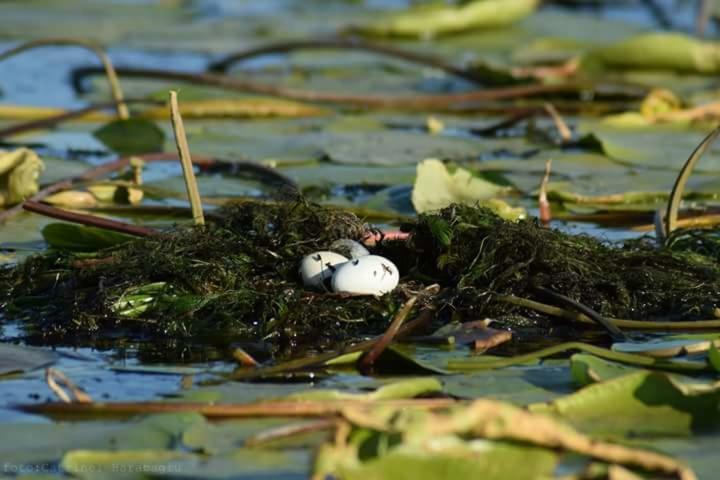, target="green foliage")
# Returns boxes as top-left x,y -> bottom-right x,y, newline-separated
390,204 -> 720,323
42,223 -> 135,251
5,201 -> 720,360
93,118 -> 165,155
